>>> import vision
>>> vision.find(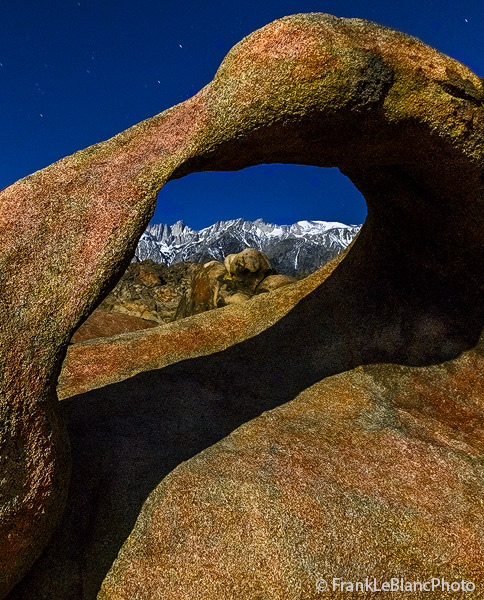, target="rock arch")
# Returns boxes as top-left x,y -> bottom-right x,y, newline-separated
0,13 -> 483,598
